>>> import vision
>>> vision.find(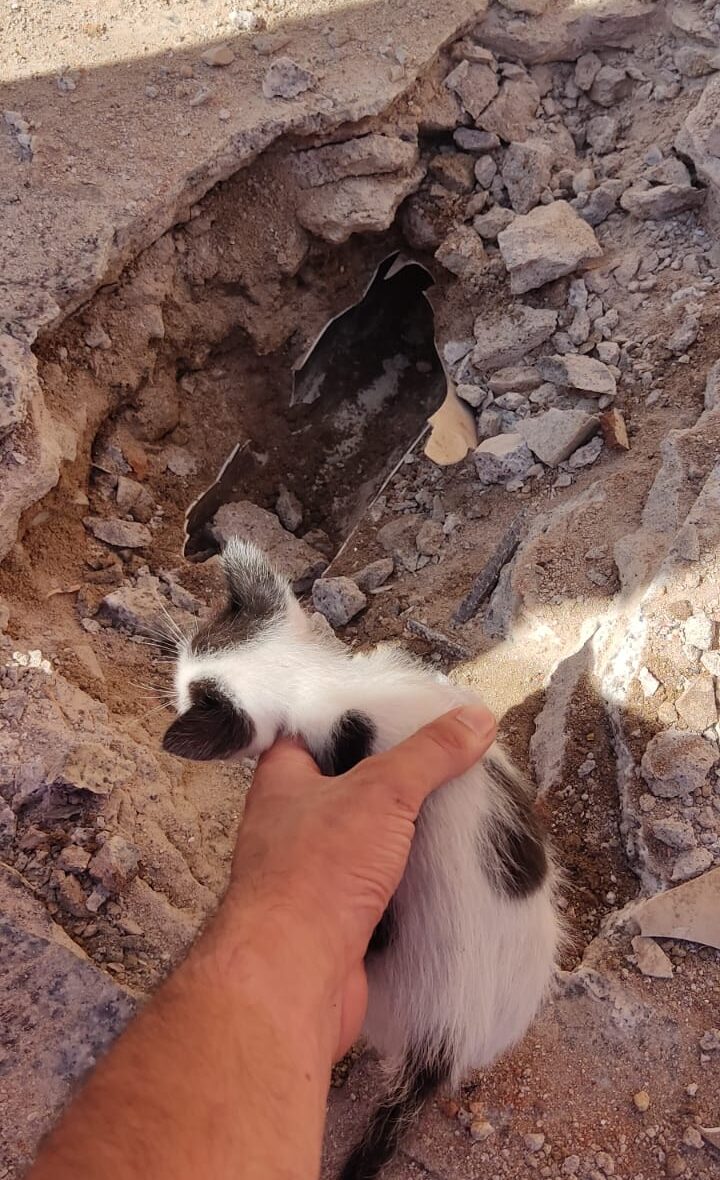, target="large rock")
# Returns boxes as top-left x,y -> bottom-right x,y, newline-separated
619,184 -> 706,220
537,354 -> 616,397
473,304 -> 557,371
518,408 -> 598,467
444,60 -> 499,120
292,134 -> 418,188
477,76 -> 541,142
211,501 -> 327,592
502,139 -> 553,214
498,201 -> 603,294
474,433 -> 534,483
296,167 -> 425,244
475,0 -> 656,64
676,75 -> 720,204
